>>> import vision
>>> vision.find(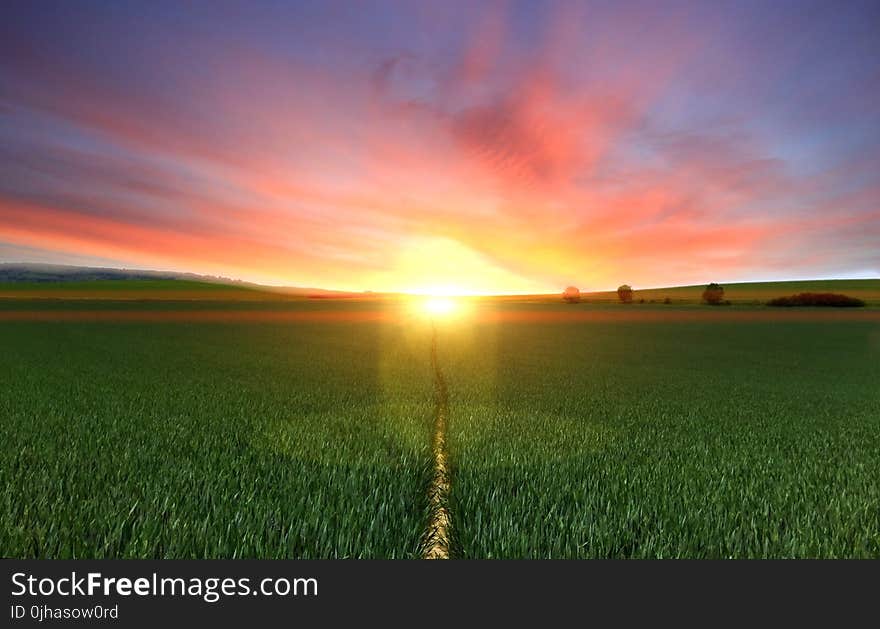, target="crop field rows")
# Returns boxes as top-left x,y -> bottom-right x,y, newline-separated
2,301 -> 879,558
